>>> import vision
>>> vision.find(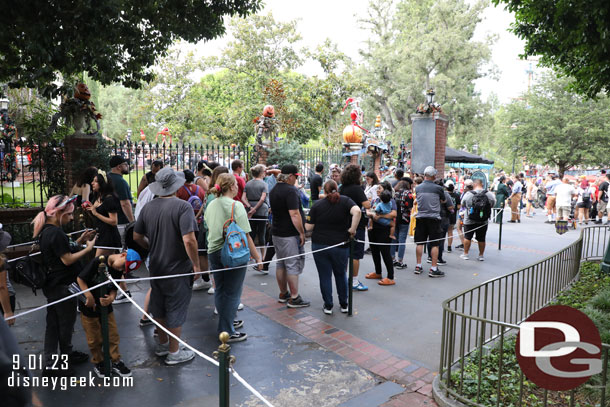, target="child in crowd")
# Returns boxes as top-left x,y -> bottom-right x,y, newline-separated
77,249 -> 142,378
369,188 -> 396,238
